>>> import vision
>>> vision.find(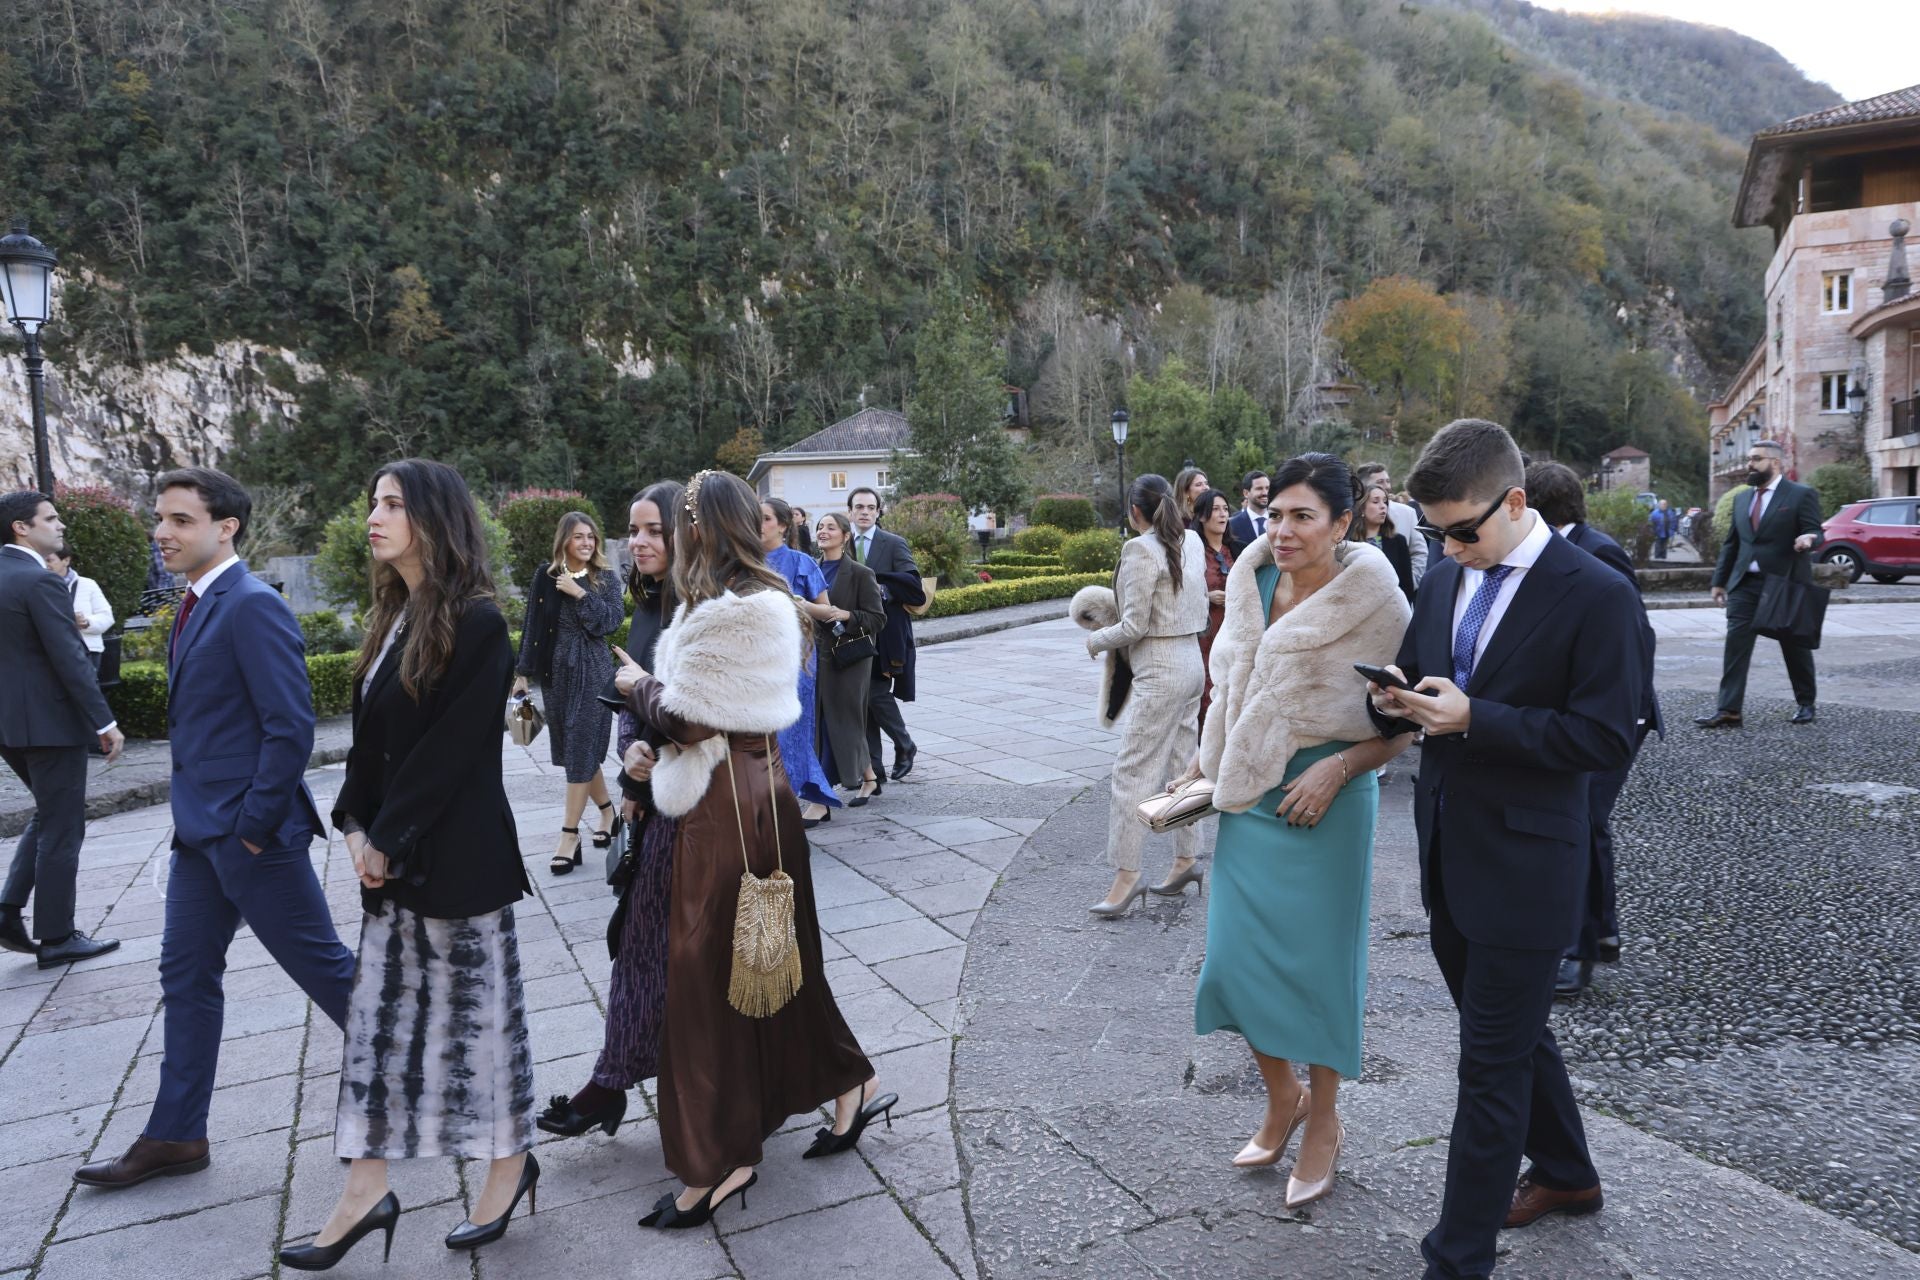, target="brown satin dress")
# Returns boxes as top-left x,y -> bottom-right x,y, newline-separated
627,676 -> 873,1187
